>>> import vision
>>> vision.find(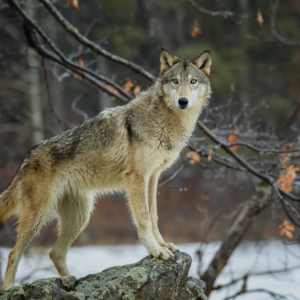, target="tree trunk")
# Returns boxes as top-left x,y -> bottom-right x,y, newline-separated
98,57 -> 111,111
27,0 -> 44,145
